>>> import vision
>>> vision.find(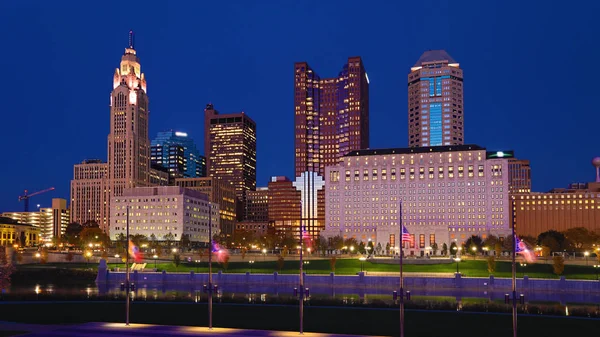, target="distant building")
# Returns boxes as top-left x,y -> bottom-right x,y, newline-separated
245,187 -> 269,222
322,145 -> 512,256
151,130 -> 206,178
268,176 -> 301,237
294,57 -> 369,177
0,217 -> 41,247
204,104 -> 257,220
235,221 -> 271,237
512,181 -> 600,237
507,158 -> 531,193
408,50 -> 464,147
175,177 -> 237,236
109,186 -> 219,243
2,198 -> 69,243
149,166 -> 170,186
70,159 -> 109,231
